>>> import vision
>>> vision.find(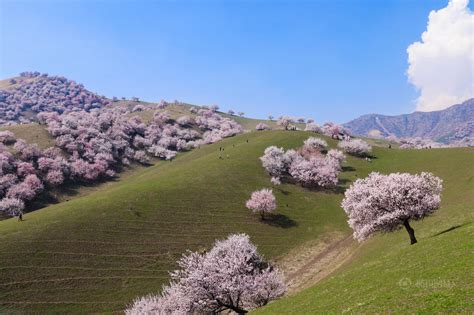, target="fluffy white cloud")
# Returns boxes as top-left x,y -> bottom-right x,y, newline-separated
407,0 -> 474,111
